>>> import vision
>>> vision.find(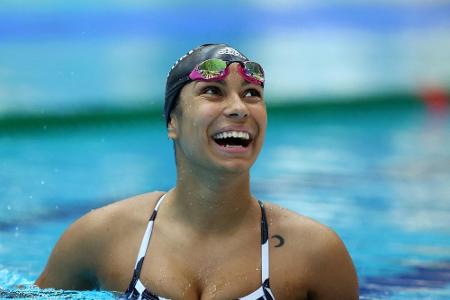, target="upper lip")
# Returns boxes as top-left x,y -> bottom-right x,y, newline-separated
211,126 -> 255,140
